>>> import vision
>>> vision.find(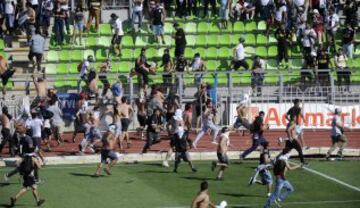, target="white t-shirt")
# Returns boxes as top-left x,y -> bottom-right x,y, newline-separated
294,0 -> 304,7
112,18 -> 124,36
260,0 -> 270,6
5,0 -> 16,14
275,5 -> 287,22
80,60 -> 90,77
331,115 -> 343,136
302,29 -> 316,47
326,14 -> 339,32
30,0 -> 39,6
48,103 -> 63,126
27,118 -> 43,138
235,43 -> 245,61
133,0 -> 143,12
